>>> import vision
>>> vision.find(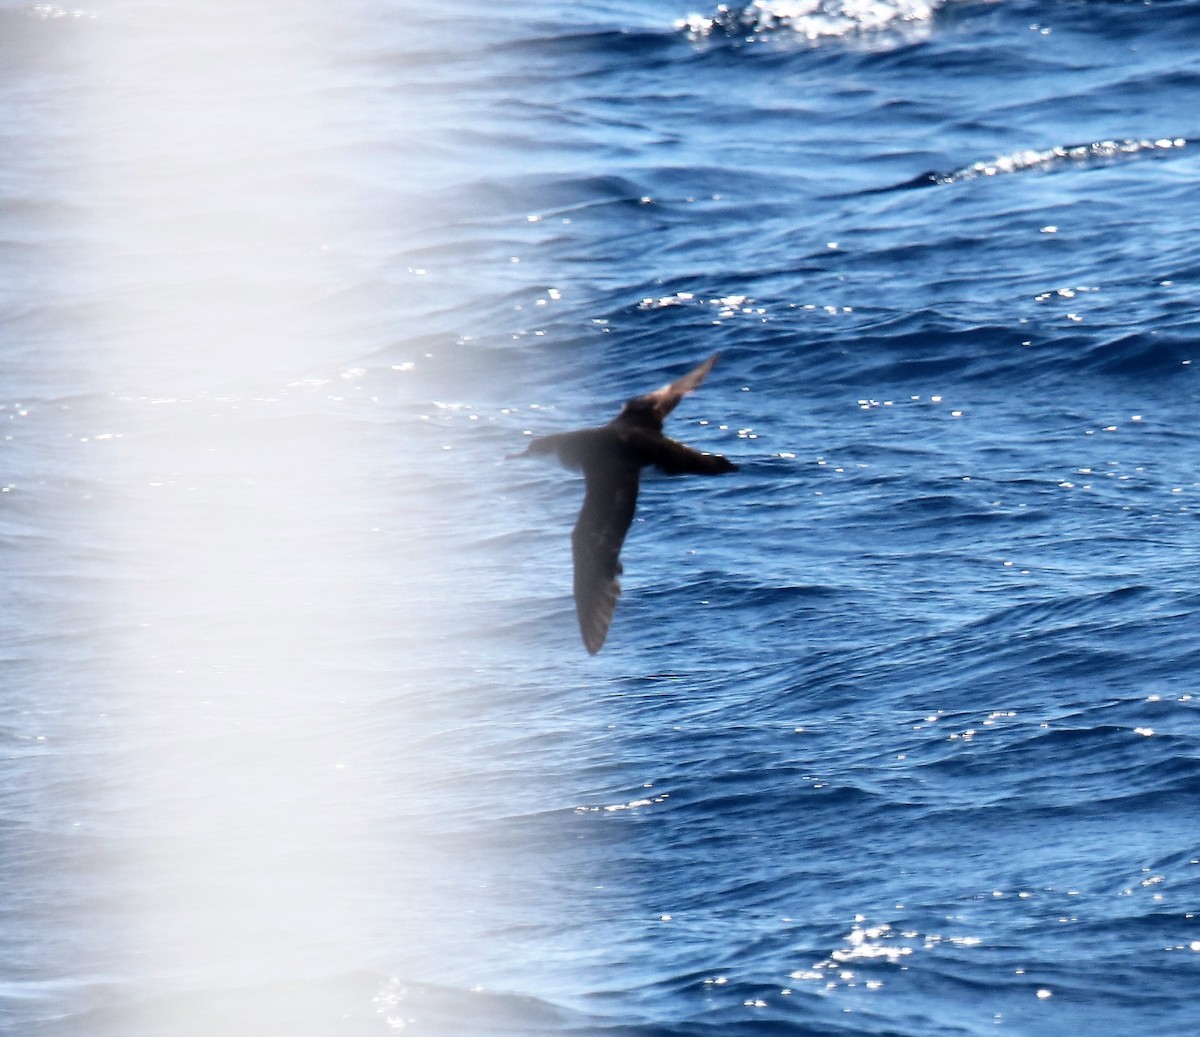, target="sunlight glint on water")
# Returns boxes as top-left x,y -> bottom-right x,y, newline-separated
81,3 -> 392,1016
